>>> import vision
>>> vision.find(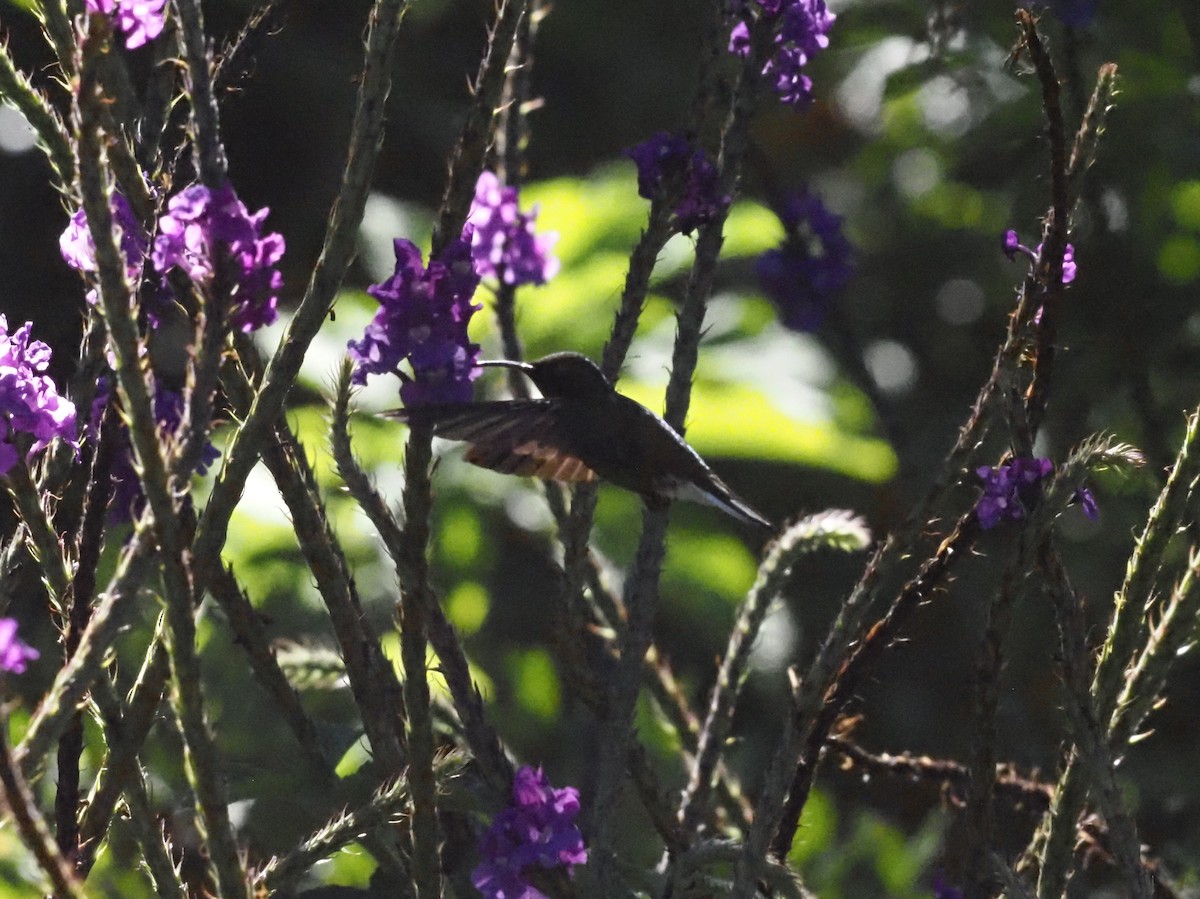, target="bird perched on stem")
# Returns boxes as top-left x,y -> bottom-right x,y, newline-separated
387,352 -> 773,530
